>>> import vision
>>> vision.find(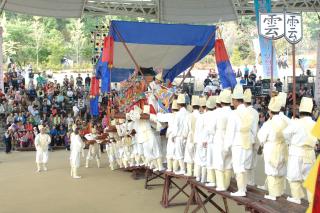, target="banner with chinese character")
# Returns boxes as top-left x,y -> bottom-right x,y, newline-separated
0,27 -> 3,92
254,0 -> 278,78
284,12 -> 303,44
315,33 -> 320,104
